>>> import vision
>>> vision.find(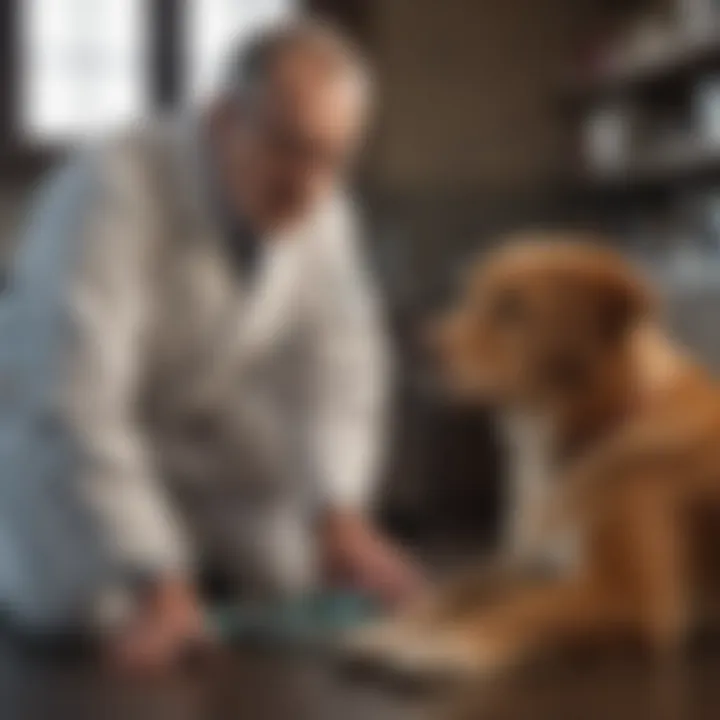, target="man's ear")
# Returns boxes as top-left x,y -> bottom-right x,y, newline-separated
591,260 -> 655,344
